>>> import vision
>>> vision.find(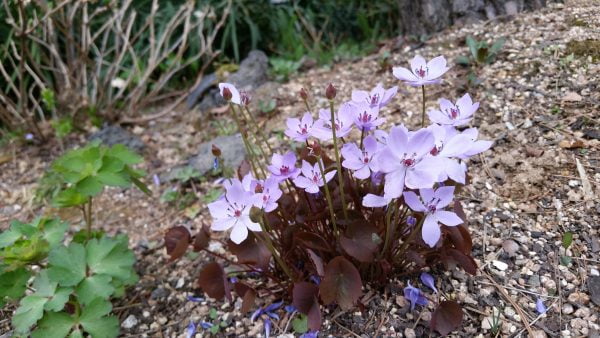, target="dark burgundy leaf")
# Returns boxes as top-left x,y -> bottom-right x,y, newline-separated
193,225 -> 211,252
430,300 -> 463,336
164,226 -> 191,261
197,262 -> 231,301
228,232 -> 272,270
306,249 -> 325,276
453,201 -> 467,227
292,282 -> 322,330
406,250 -> 426,267
319,256 -> 362,310
339,220 -> 378,262
447,248 -> 478,275
241,288 -> 256,313
295,232 -> 332,252
446,224 -> 473,254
